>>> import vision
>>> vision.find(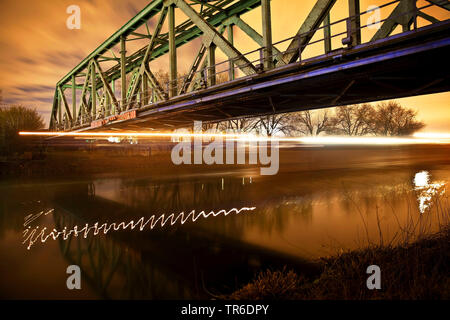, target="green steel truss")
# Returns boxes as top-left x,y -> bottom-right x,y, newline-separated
50,0 -> 449,130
